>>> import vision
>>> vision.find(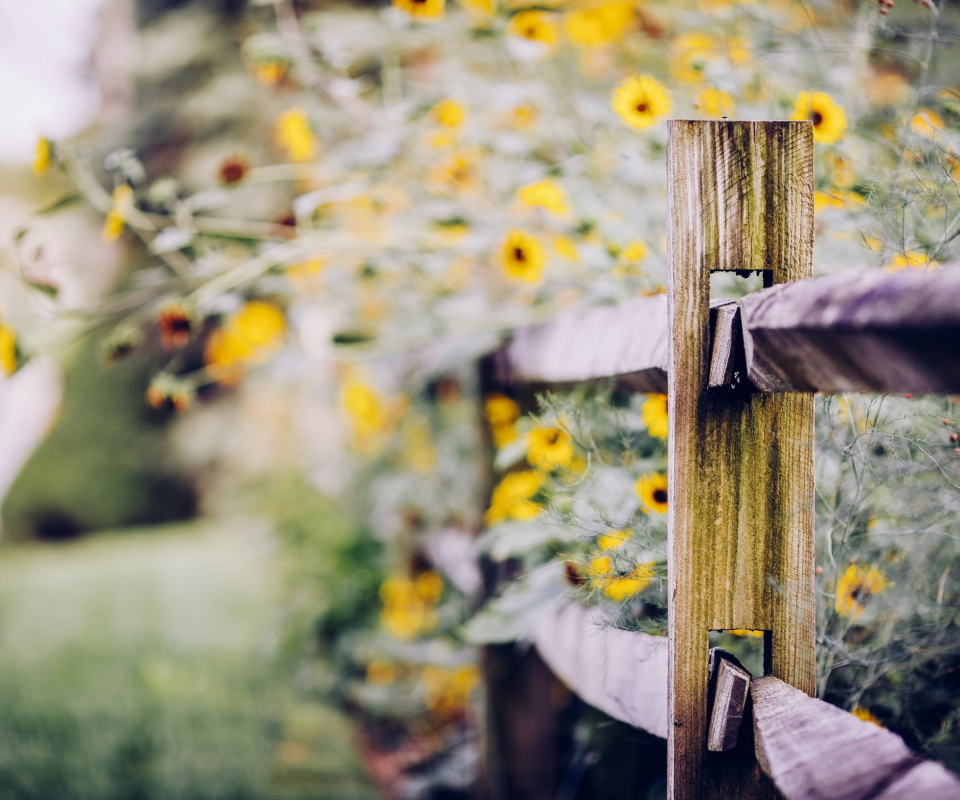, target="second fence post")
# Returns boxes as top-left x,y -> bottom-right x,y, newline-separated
666,120 -> 815,799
